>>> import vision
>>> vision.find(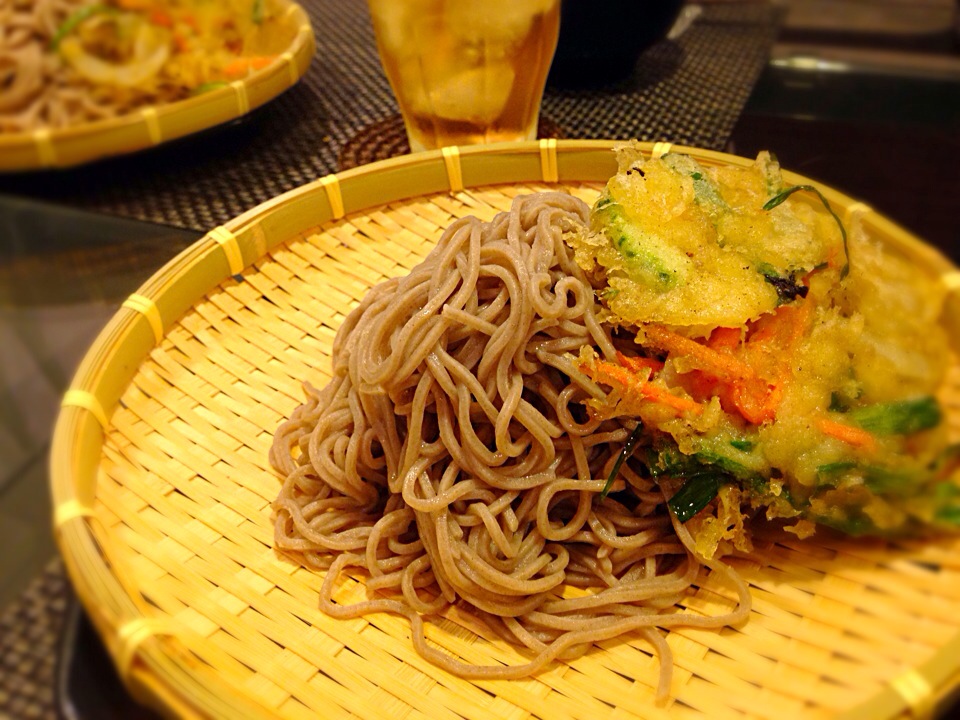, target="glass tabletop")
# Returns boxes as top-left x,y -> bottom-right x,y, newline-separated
0,199 -> 202,608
